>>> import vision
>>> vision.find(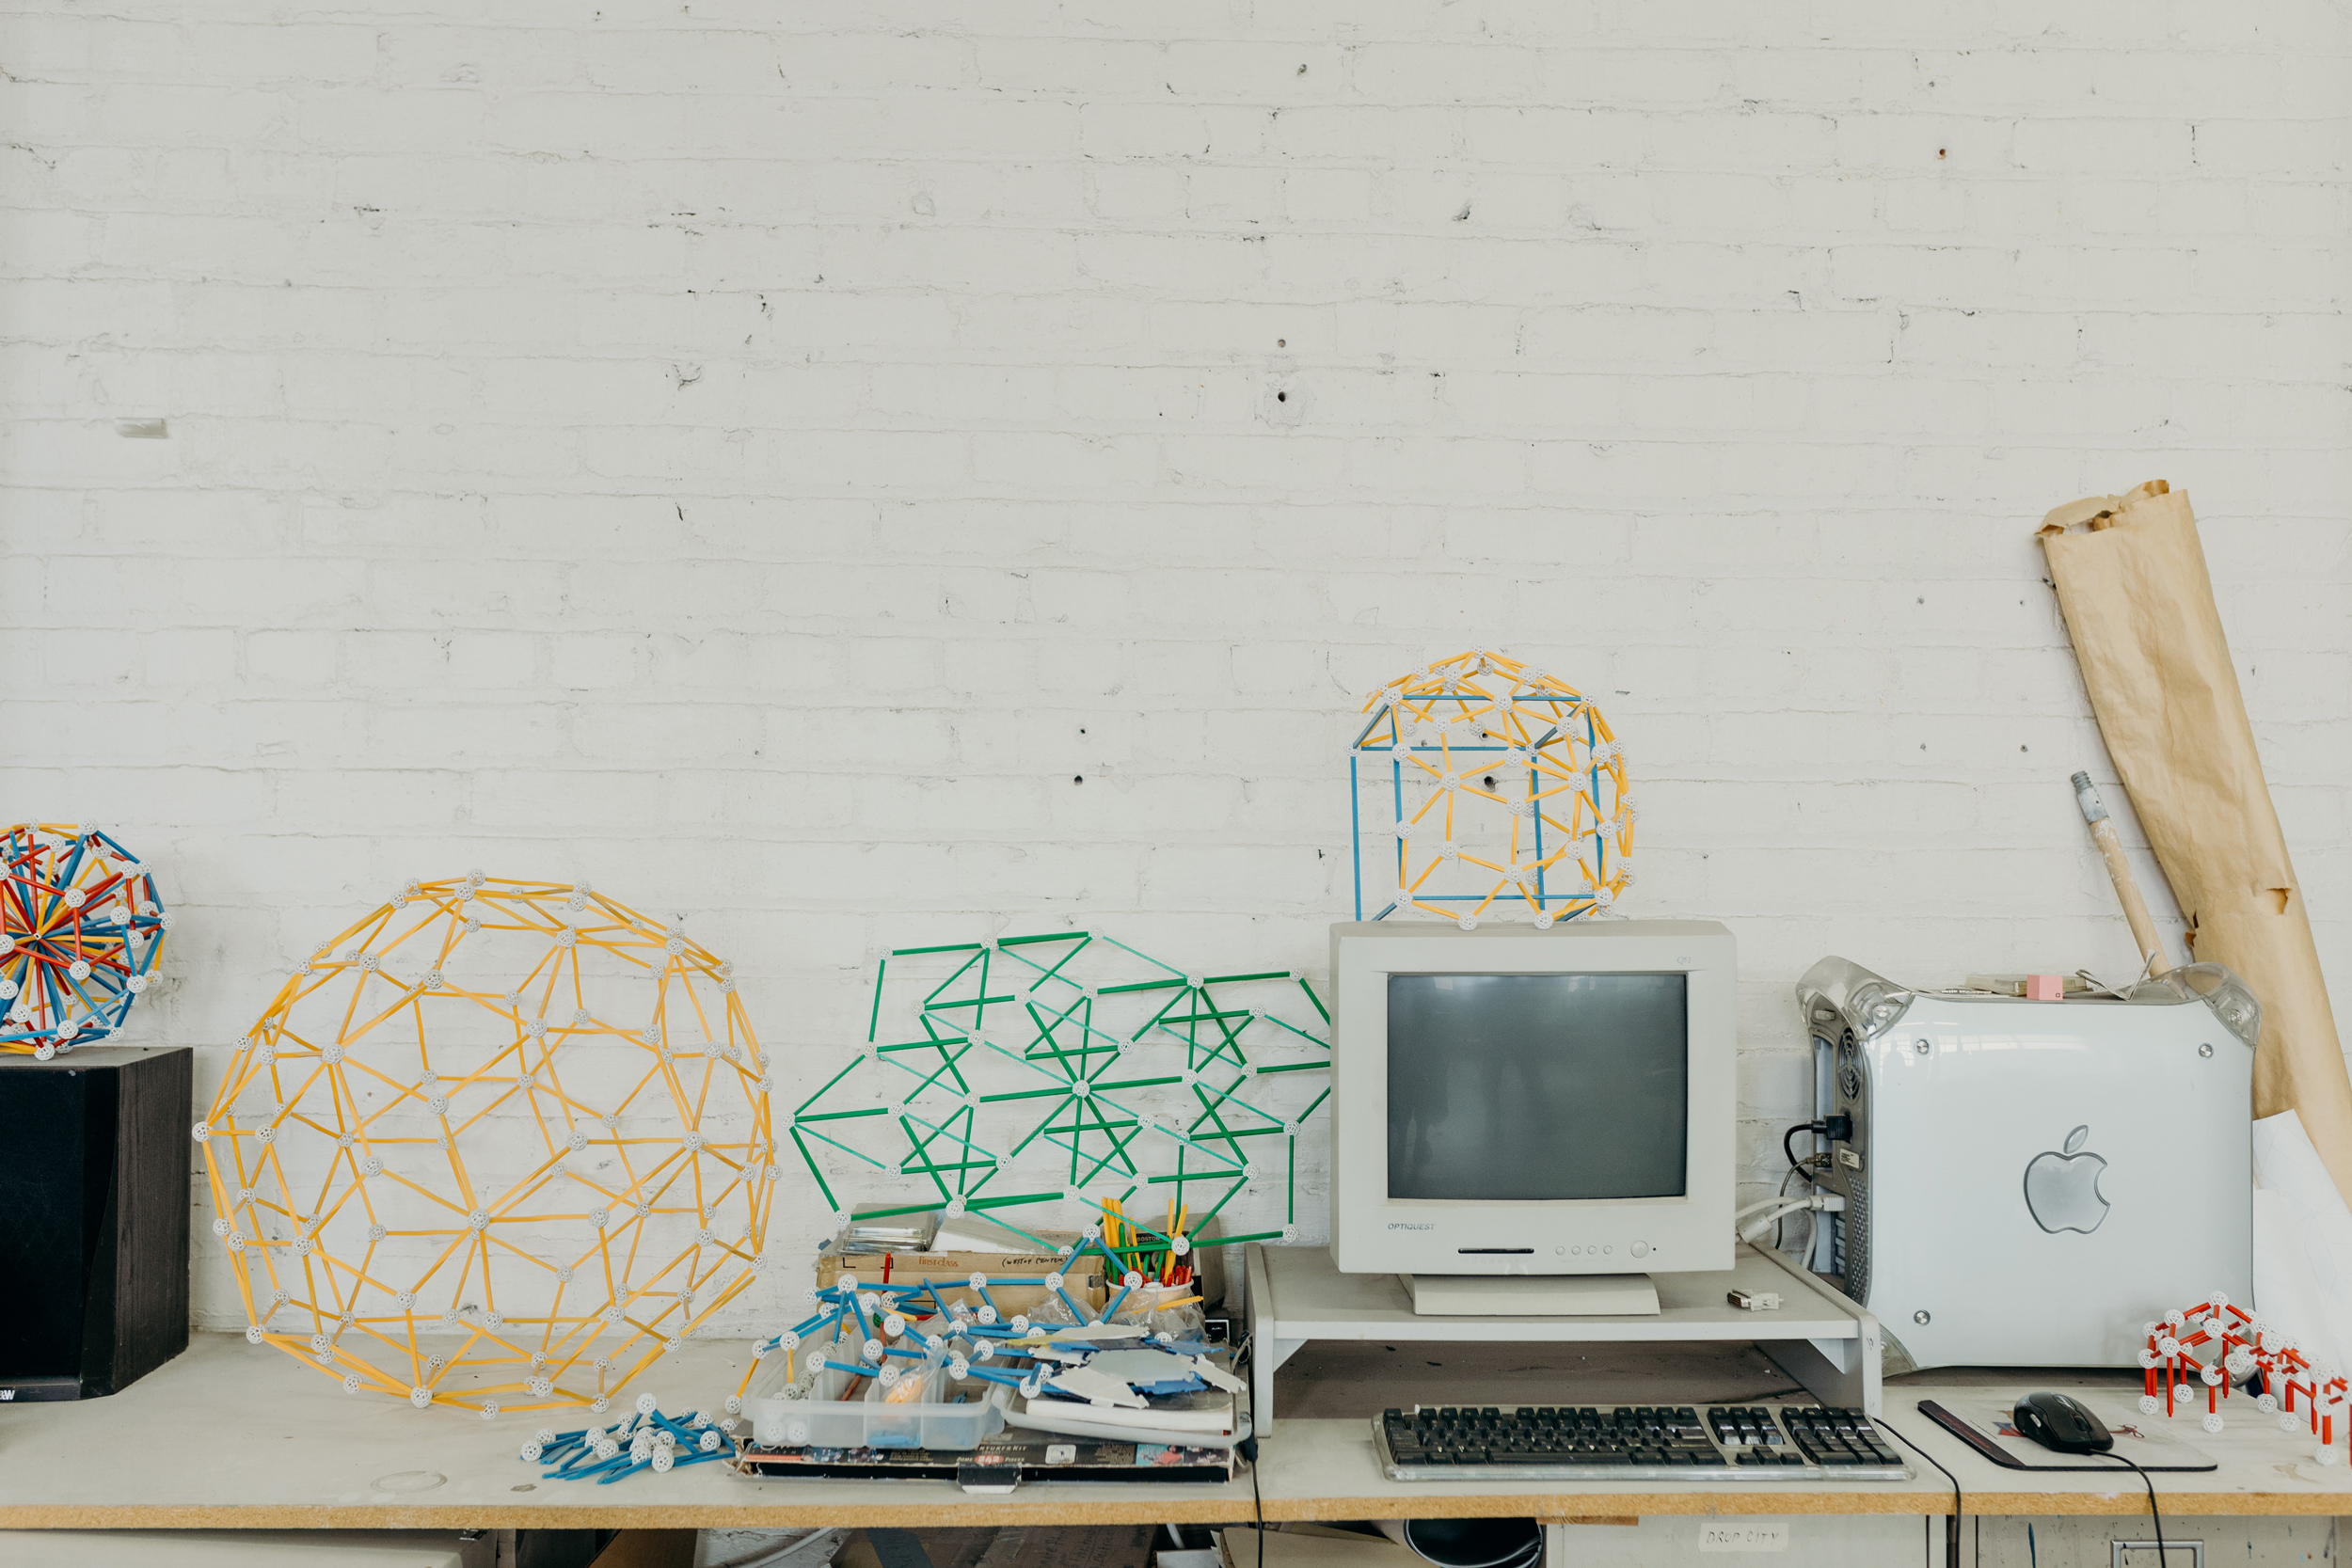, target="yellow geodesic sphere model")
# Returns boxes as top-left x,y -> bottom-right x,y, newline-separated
198,874 -> 775,1417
